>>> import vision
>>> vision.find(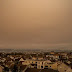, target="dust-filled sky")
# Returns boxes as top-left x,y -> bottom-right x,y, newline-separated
0,0 -> 72,49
